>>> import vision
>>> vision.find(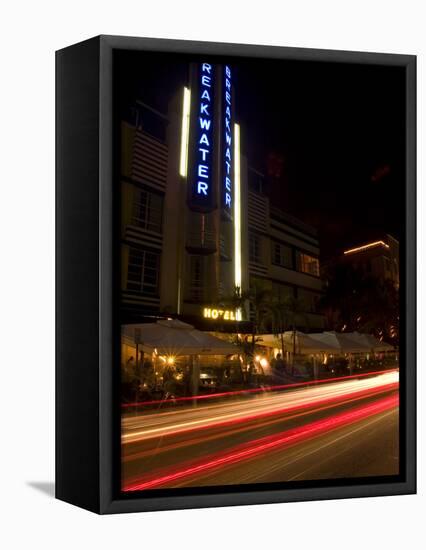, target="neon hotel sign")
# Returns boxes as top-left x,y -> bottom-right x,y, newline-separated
203,308 -> 236,321
192,63 -> 233,214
